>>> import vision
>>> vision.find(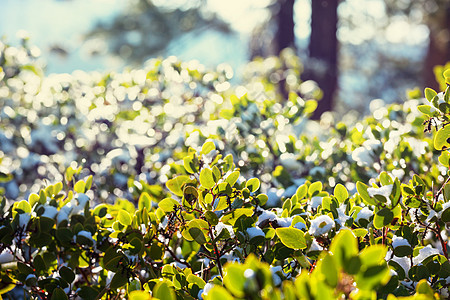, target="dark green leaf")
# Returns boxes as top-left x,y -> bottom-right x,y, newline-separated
51,288 -> 68,300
